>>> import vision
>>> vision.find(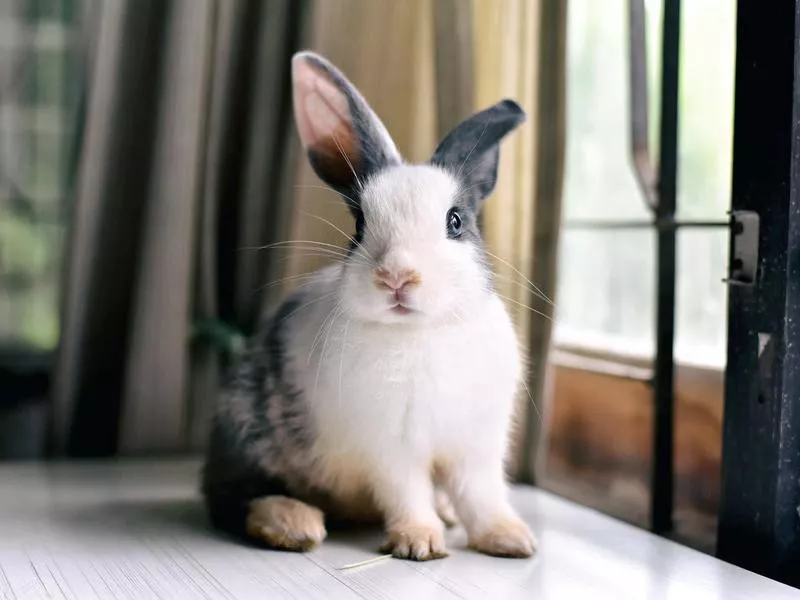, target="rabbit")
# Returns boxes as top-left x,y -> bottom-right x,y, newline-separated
201,50 -> 537,561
